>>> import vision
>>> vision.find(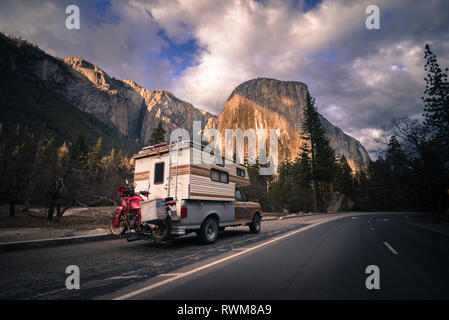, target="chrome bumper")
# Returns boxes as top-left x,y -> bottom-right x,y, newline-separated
170,226 -> 186,236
